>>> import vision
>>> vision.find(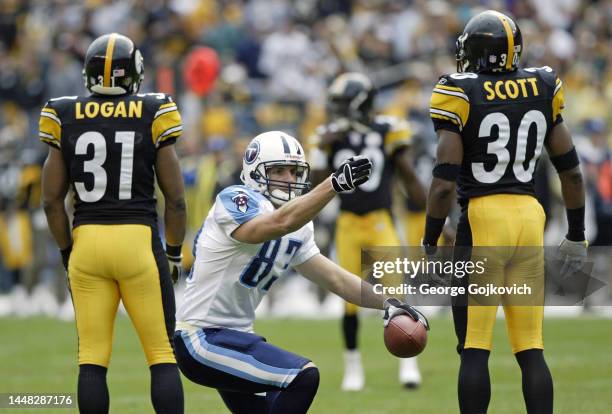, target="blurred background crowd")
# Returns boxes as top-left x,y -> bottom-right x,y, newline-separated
0,0 -> 610,318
